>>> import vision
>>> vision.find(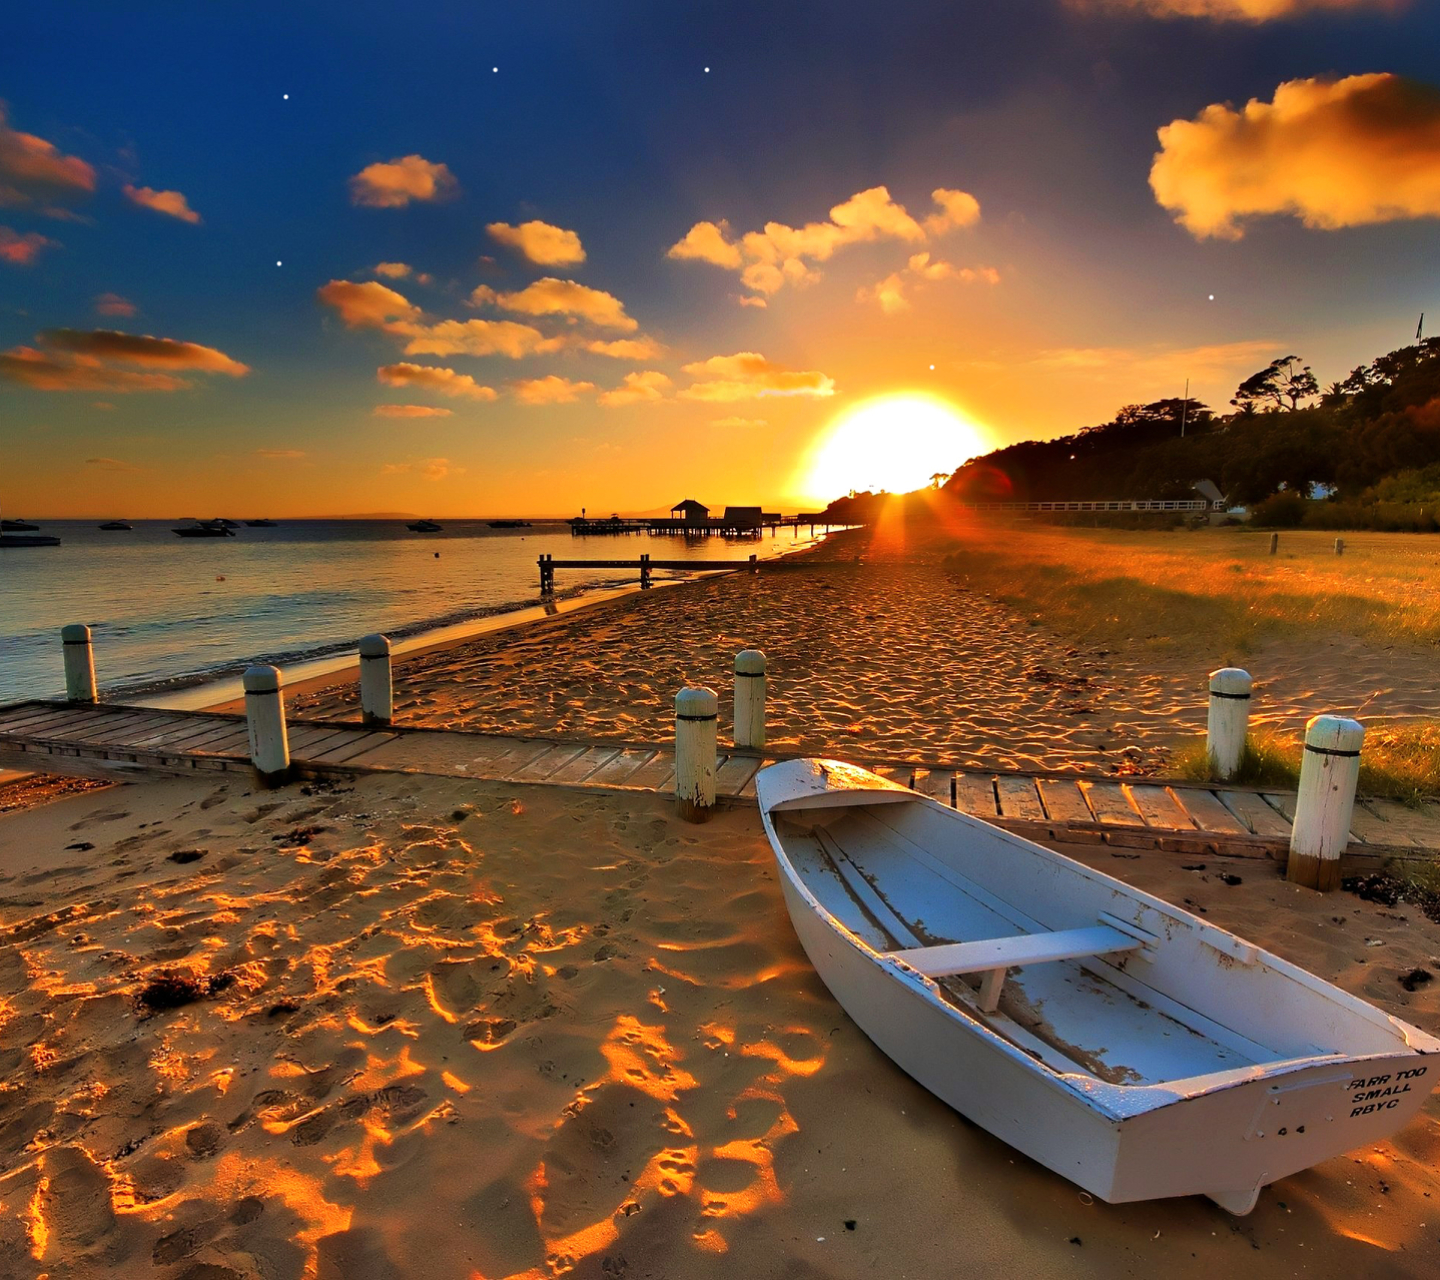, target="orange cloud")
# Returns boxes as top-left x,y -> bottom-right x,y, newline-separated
584,336 -> 664,360
486,220 -> 586,266
256,449 -> 306,458
93,292 -> 136,316
471,278 -> 637,331
679,352 -> 836,401
712,415 -> 767,427
85,456 -> 141,471
40,329 -> 249,375
0,225 -> 57,265
377,362 -> 497,400
598,370 -> 672,406
373,404 -> 454,418
511,374 -> 595,405
394,318 -> 563,359
0,108 -> 95,209
1065,0 -> 1398,20
123,184 -> 201,224
859,252 -> 1000,313
350,155 -> 458,208
374,261 -> 412,278
382,456 -> 455,479
1151,73 -> 1440,239
319,279 -> 565,359
0,346 -> 189,393
317,279 -> 422,328
669,185 -> 982,299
